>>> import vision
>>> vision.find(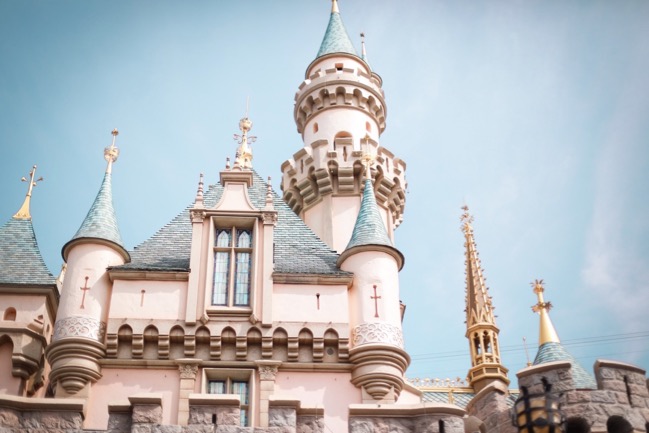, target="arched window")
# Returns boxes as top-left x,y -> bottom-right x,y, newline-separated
313,122 -> 319,133
606,415 -> 633,433
3,308 -> 16,321
438,420 -> 445,433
